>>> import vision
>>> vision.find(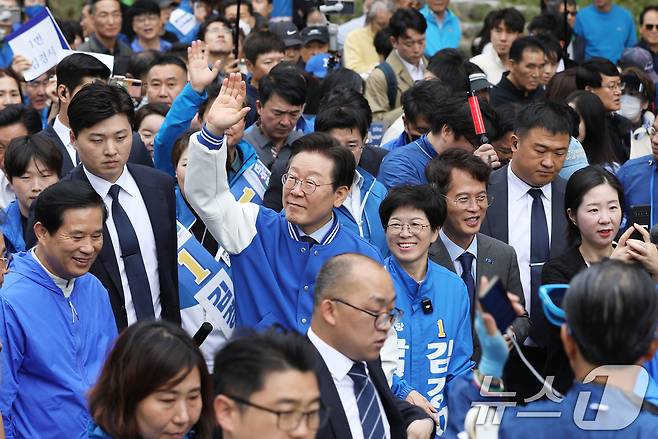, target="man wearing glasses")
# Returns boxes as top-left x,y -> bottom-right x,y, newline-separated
638,6 -> 658,78
426,148 -> 529,360
213,331 -> 325,439
309,252 -> 435,439
186,73 -> 382,334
